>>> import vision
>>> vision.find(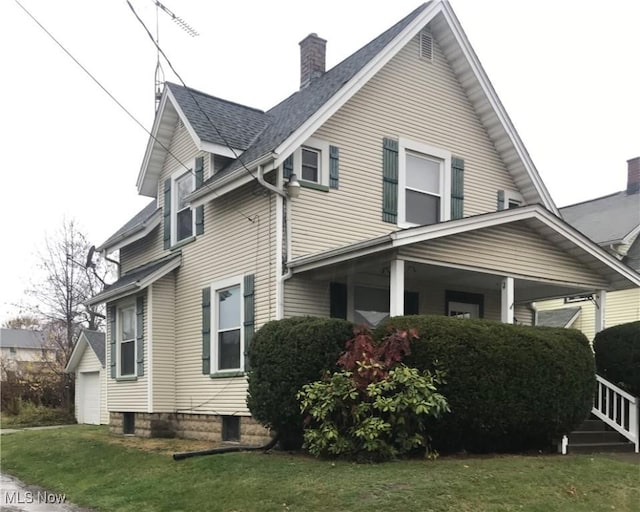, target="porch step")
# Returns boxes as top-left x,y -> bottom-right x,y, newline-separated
566,416 -> 635,454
